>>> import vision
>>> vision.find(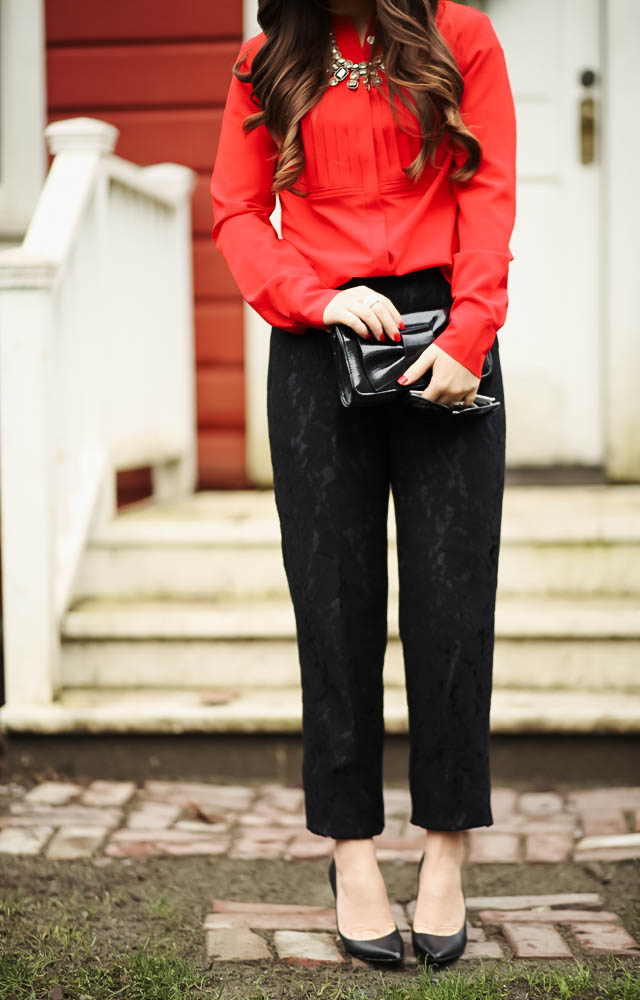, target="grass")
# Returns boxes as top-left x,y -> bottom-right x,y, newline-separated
0,949 -> 210,1000
1,920 -> 639,1000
